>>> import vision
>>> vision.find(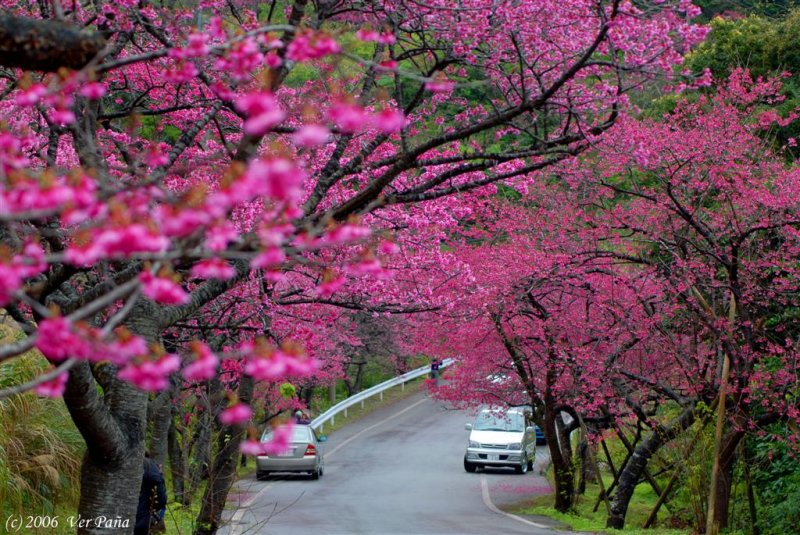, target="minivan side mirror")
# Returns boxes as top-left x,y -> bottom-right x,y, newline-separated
465,423 -> 473,431
525,426 -> 535,434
